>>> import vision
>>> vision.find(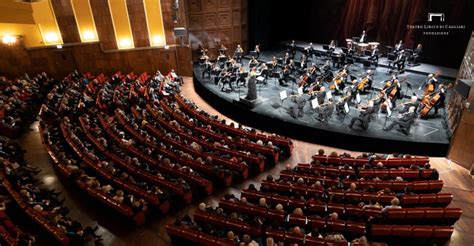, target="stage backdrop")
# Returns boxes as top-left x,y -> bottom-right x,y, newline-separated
248,0 -> 473,69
